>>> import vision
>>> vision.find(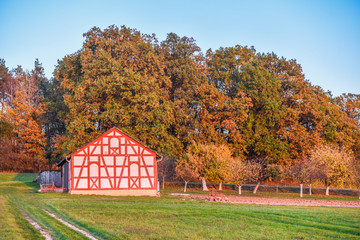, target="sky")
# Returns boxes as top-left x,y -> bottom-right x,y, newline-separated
0,0 -> 359,96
